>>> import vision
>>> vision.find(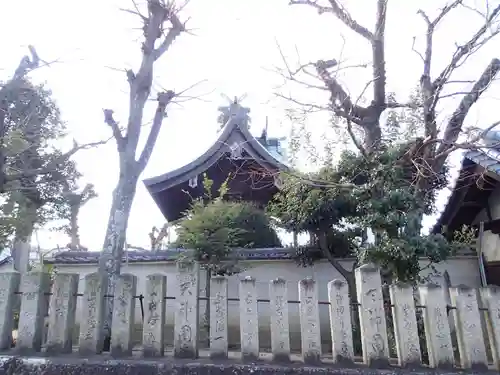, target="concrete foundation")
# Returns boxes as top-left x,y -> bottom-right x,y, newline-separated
0,355 -> 494,375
